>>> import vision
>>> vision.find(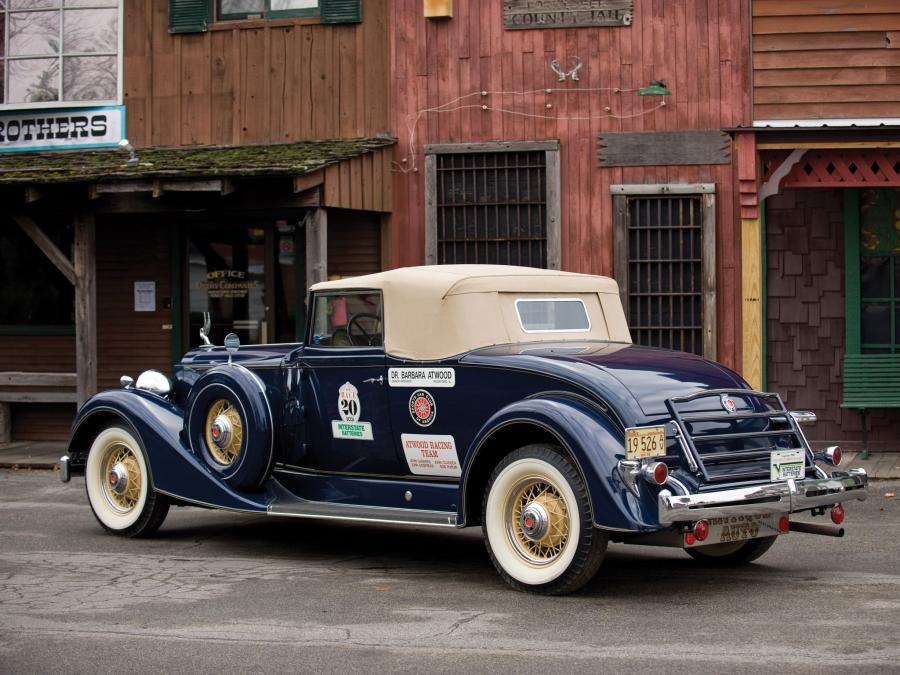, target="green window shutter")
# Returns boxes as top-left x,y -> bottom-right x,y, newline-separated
169,0 -> 210,34
321,0 -> 362,24
844,189 -> 861,356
